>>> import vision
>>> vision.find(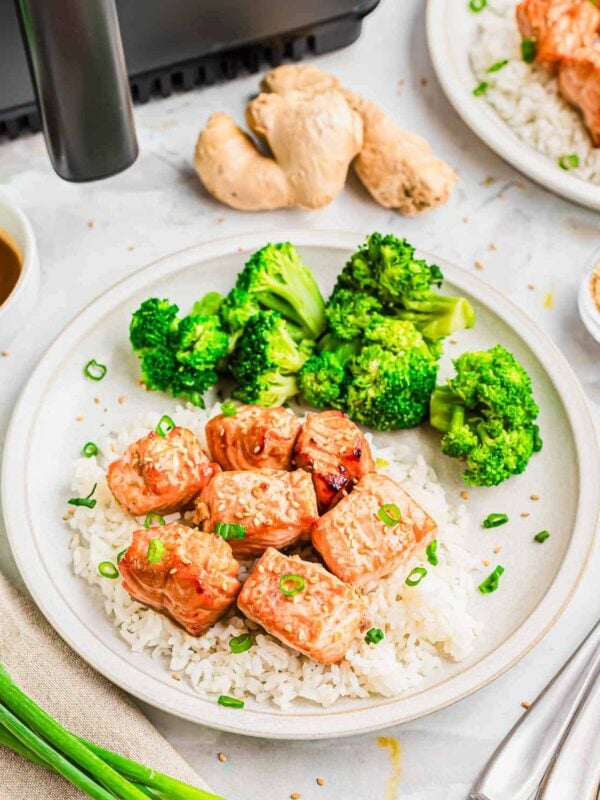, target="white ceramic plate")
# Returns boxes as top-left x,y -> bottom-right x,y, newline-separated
426,0 -> 600,211
3,230 -> 599,739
